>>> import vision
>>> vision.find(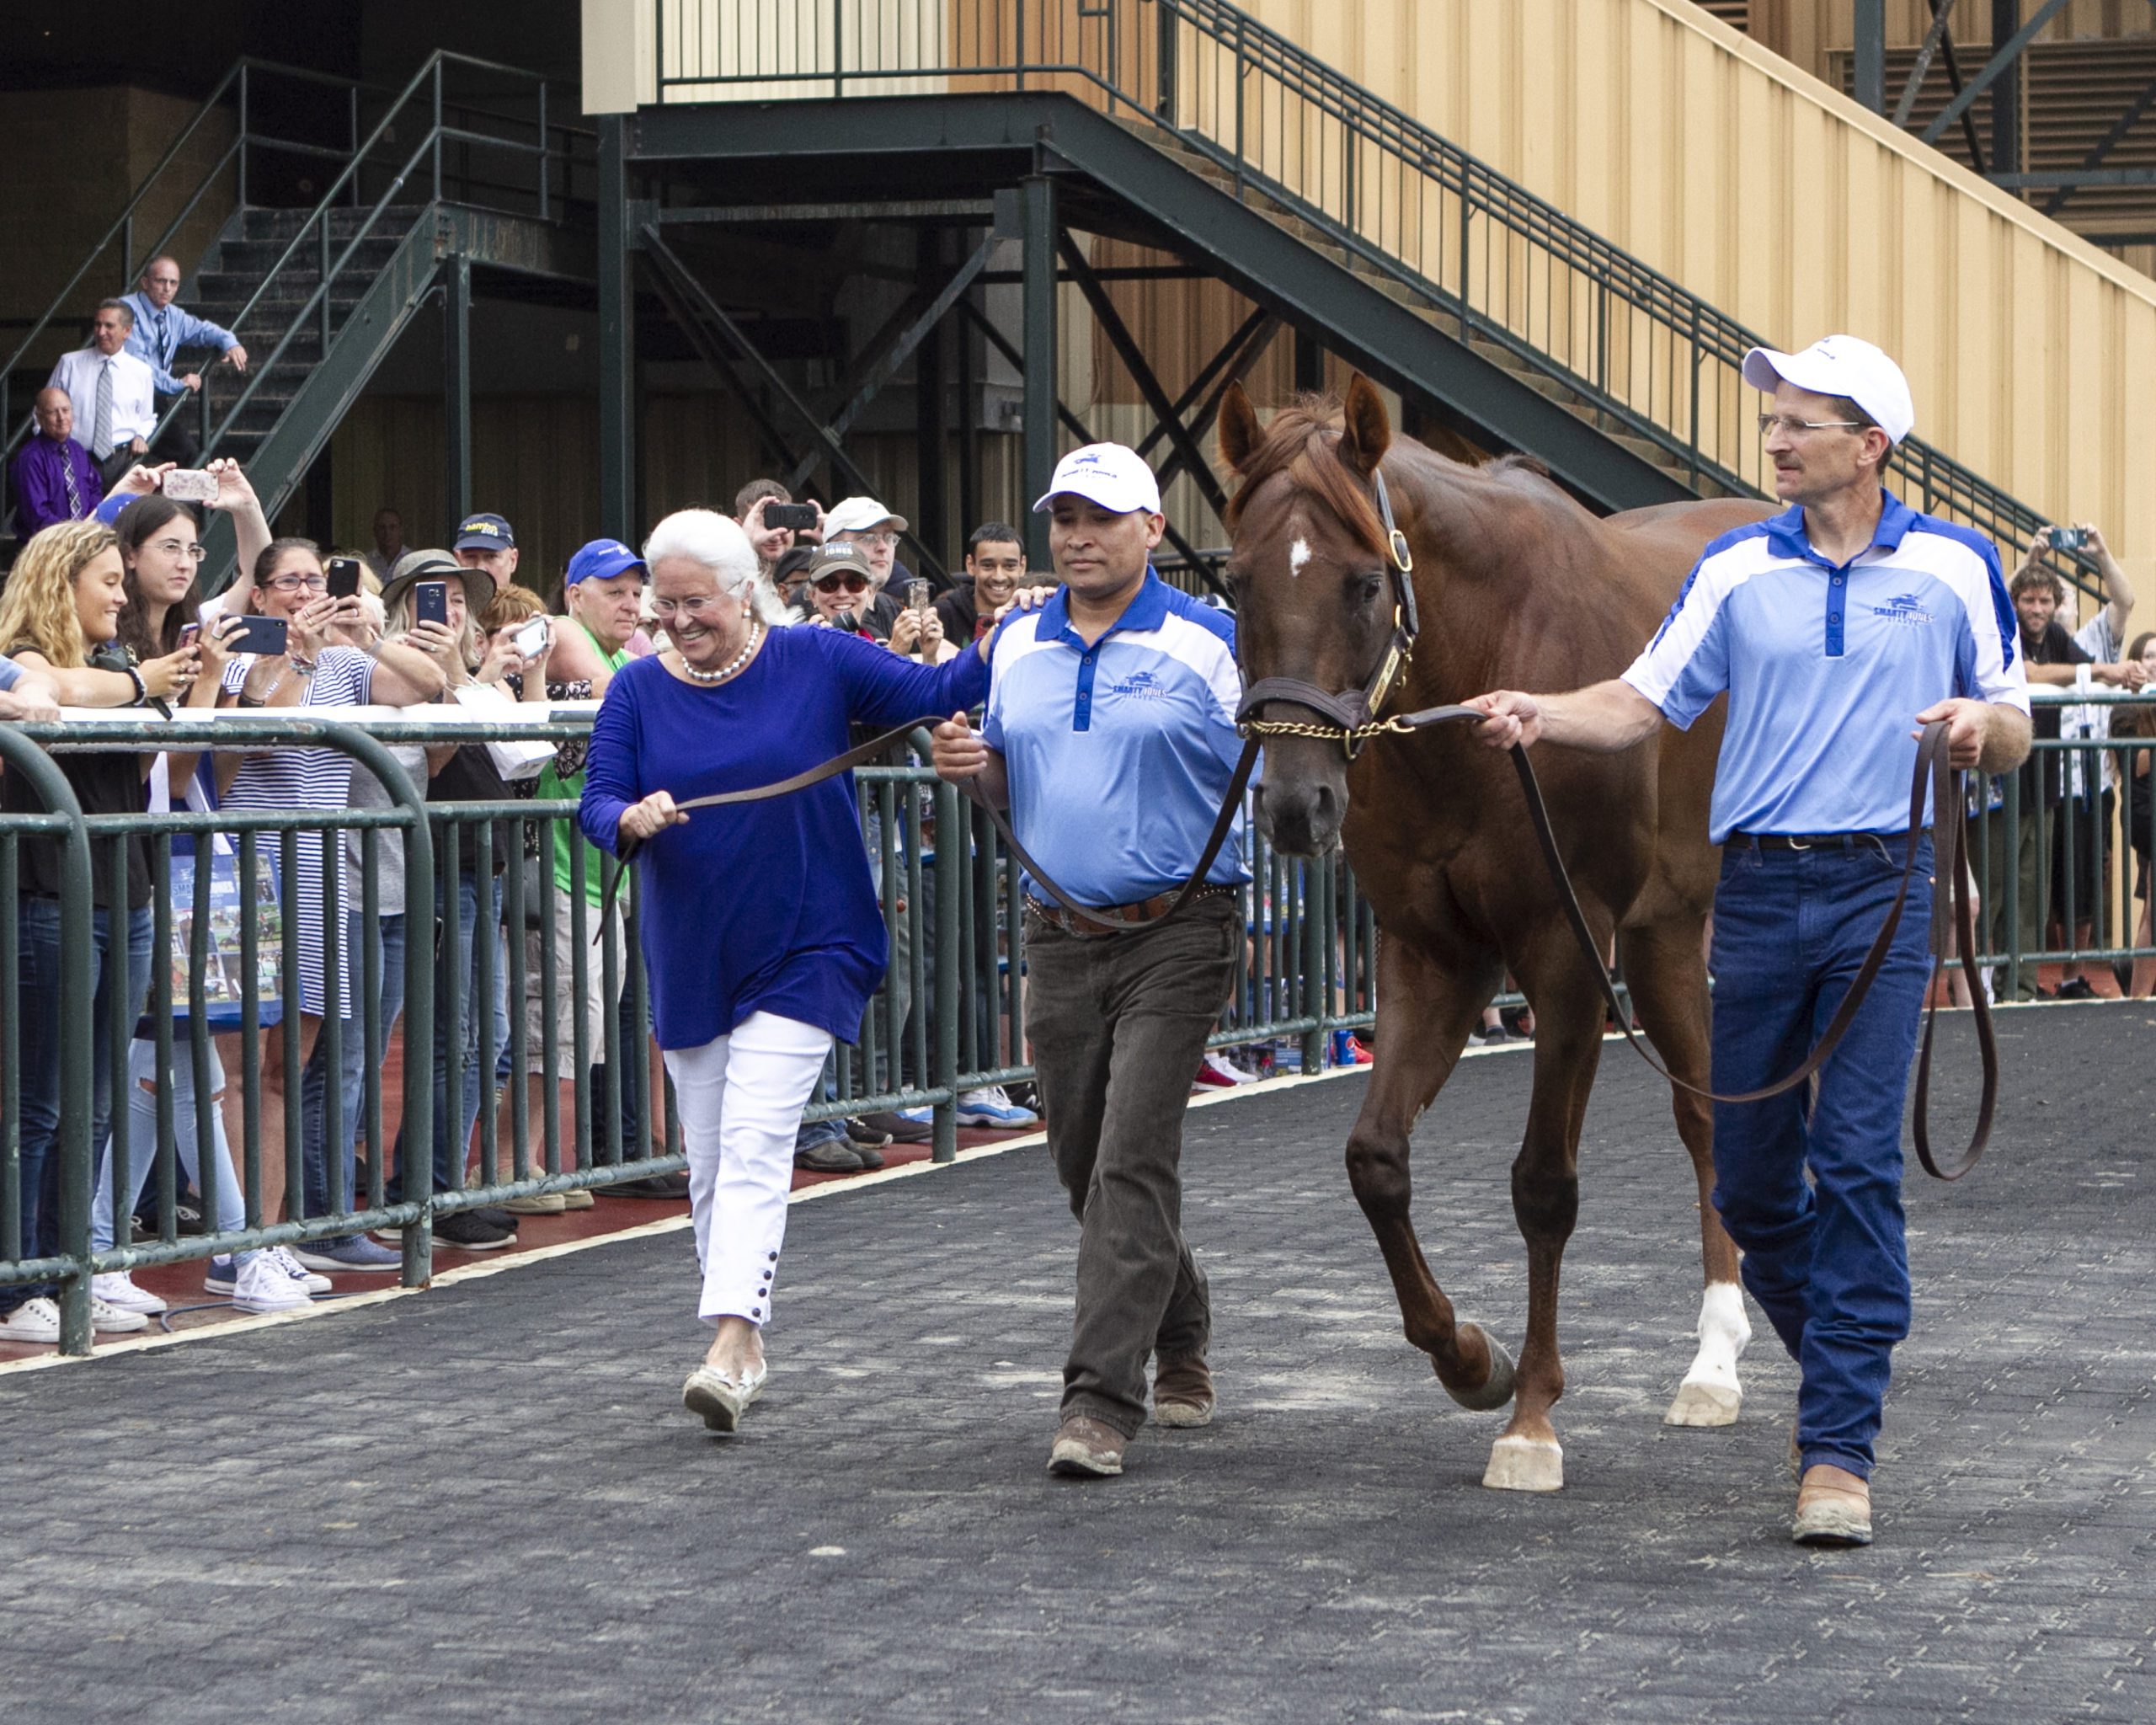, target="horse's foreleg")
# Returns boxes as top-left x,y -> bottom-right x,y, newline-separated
1622,920 -> 1751,1428
1345,937 -> 1513,1409
1484,941 -> 1606,1493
